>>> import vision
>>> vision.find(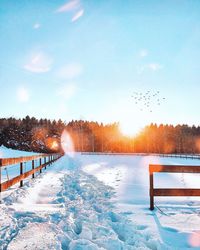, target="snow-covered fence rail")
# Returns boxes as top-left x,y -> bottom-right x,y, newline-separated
0,153 -> 63,192
150,153 -> 200,160
149,164 -> 200,210
81,152 -> 200,159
